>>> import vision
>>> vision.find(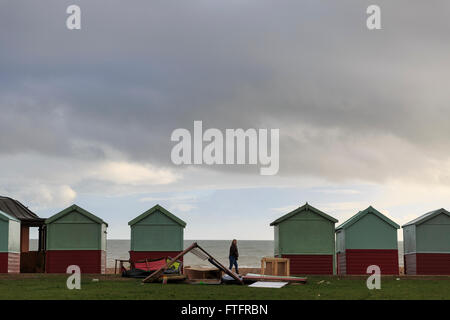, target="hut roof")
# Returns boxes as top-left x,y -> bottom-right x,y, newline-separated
402,208 -> 450,227
0,196 -> 44,226
0,209 -> 20,222
270,202 -> 338,226
46,204 -> 108,226
128,204 -> 187,227
336,206 -> 400,231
